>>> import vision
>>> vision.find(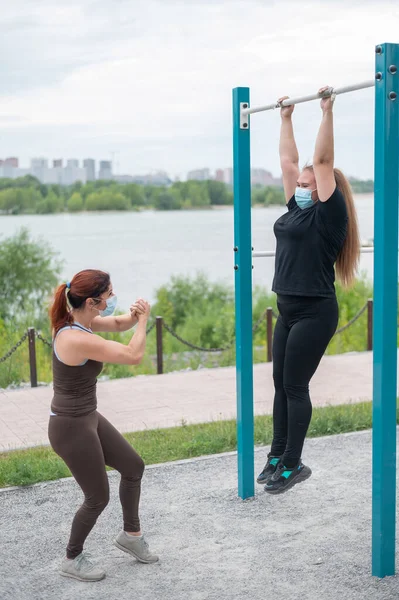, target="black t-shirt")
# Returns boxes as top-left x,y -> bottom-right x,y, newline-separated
272,186 -> 348,297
